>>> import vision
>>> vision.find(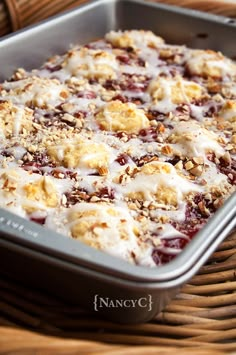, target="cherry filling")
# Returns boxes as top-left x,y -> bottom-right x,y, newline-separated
152,236 -> 189,266
152,226 -> 201,265
218,158 -> 236,185
152,201 -> 209,266
171,195 -> 214,241
115,153 -> 130,166
152,192 -> 221,265
1,150 -> 14,158
44,64 -> 62,72
116,55 -> 131,64
139,127 -> 158,142
103,79 -> 119,91
152,250 -> 175,265
73,110 -> 87,119
22,162 -> 42,175
22,152 -> 56,170
162,236 -> 189,249
167,156 -> 181,166
116,54 -> 146,68
77,91 -> 97,99
137,58 -> 146,67
208,154 -> 236,185
120,80 -> 148,93
30,216 -> 46,225
111,94 -> 144,105
176,104 -> 191,117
